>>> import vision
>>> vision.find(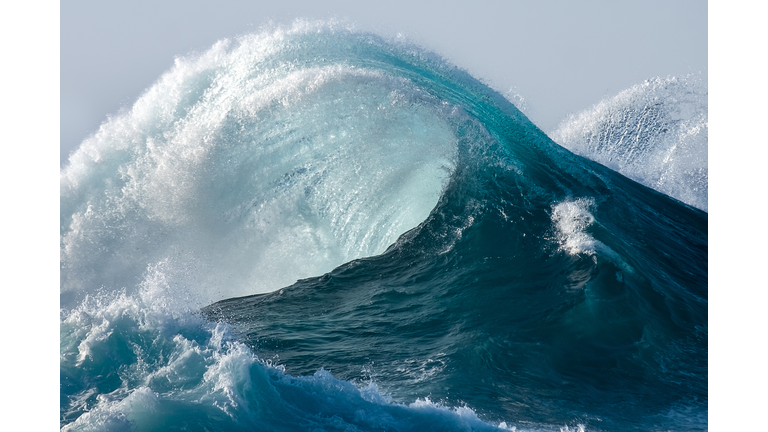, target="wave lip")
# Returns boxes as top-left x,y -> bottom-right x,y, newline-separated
551,75 -> 707,211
